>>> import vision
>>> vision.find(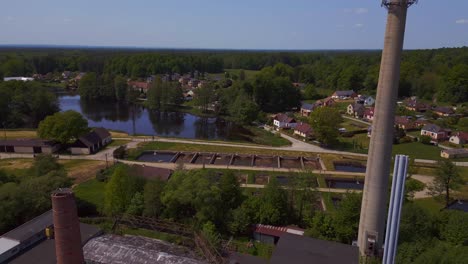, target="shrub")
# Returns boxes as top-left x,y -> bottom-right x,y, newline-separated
420,135 -> 432,144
